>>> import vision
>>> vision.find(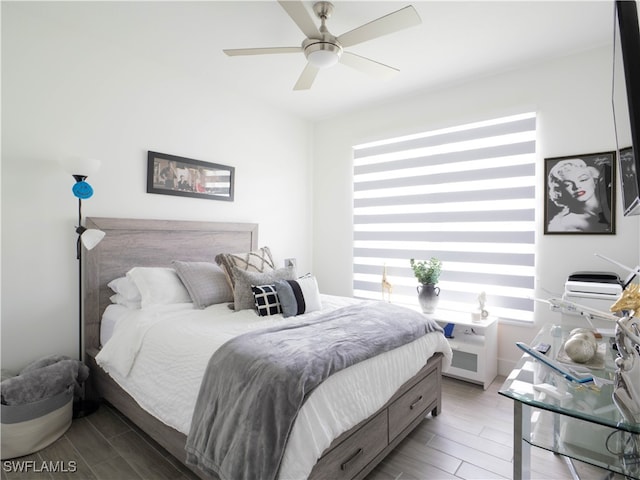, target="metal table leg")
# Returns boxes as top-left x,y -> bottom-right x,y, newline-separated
514,401 -> 531,480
